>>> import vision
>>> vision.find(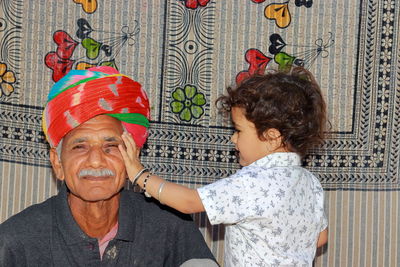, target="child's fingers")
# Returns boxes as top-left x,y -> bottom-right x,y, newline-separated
126,132 -> 138,150
127,134 -> 139,155
121,132 -> 135,158
118,144 -> 129,161
119,133 -> 144,183
119,144 -> 136,183
121,132 -> 142,162
136,146 -> 140,158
